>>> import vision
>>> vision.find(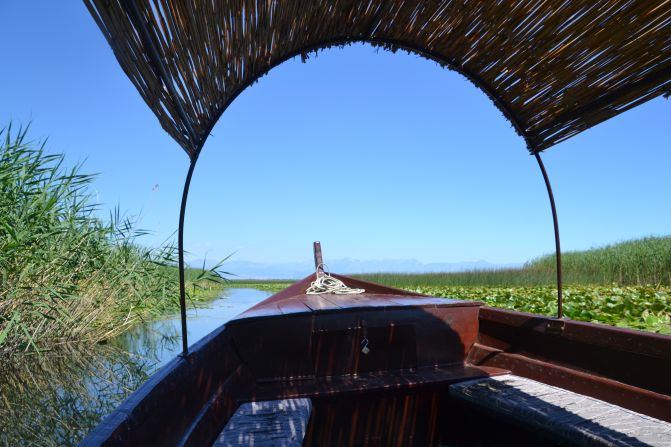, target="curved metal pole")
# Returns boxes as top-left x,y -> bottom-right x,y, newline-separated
125,0 -> 202,355
534,152 -> 563,319
178,157 -> 199,356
